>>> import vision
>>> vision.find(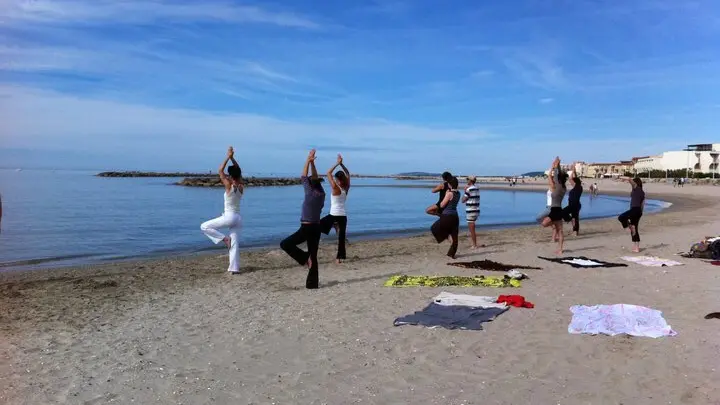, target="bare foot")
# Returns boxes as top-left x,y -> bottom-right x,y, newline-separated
336,259 -> 343,264
555,249 -> 563,255
223,237 -> 231,249
632,247 -> 641,253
